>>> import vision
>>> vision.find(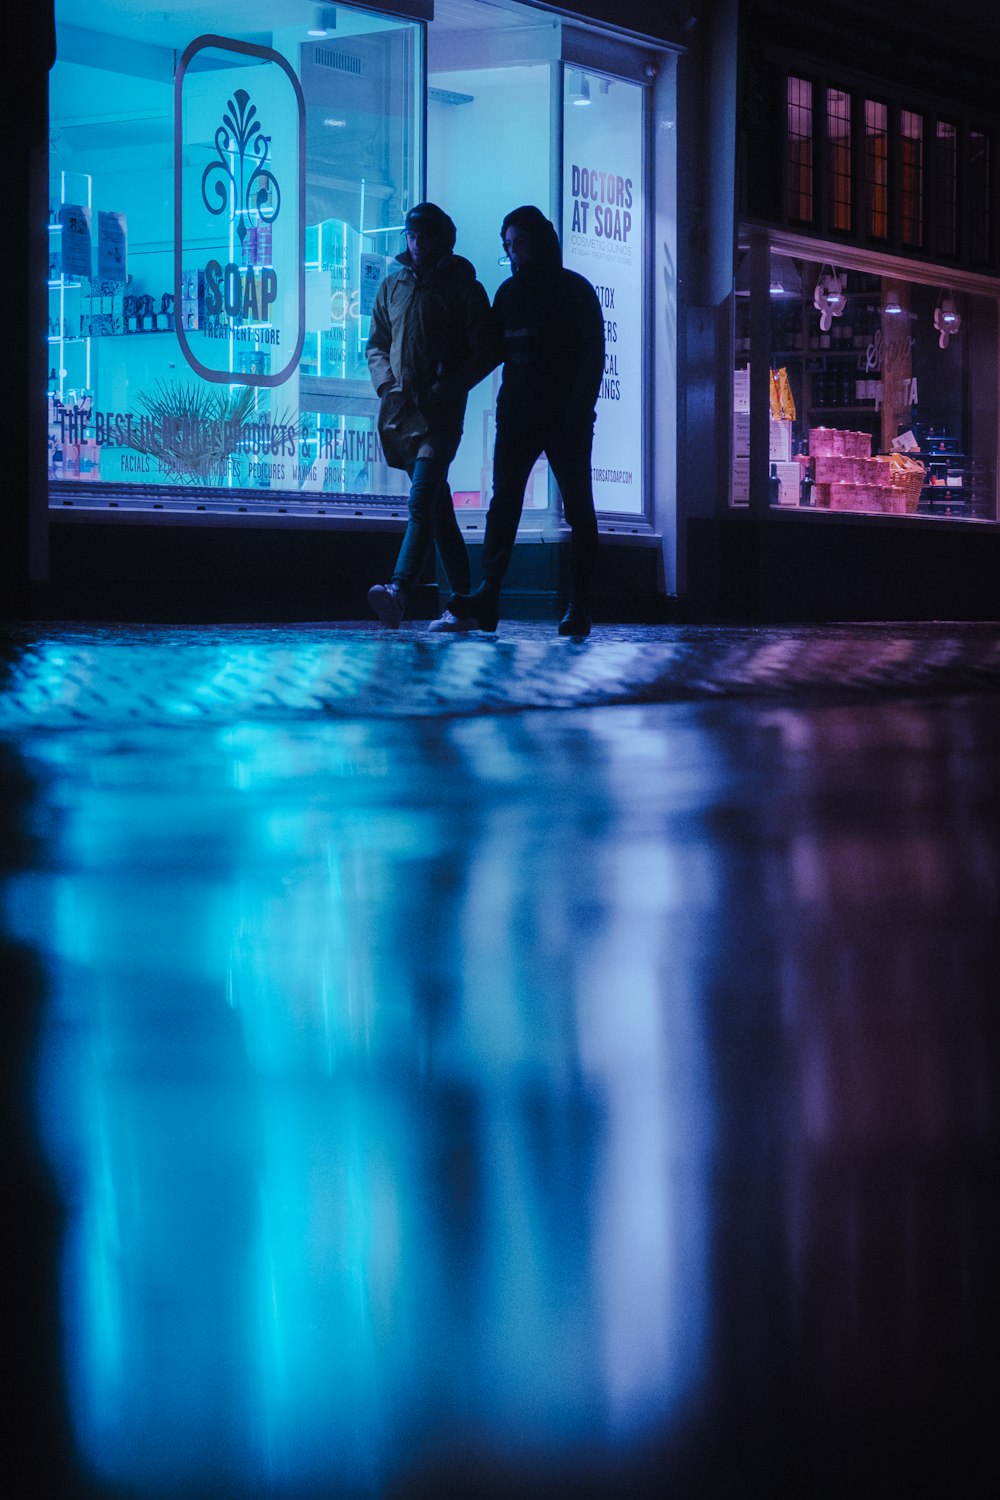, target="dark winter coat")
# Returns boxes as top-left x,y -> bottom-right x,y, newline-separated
473,208 -> 606,430
366,250 -> 491,468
